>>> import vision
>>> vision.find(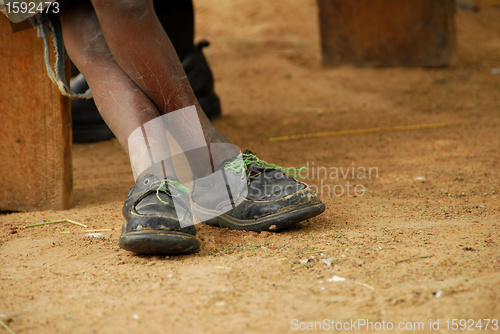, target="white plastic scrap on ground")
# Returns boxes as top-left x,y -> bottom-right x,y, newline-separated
321,258 -> 335,267
327,275 -> 351,282
300,255 -> 318,264
85,233 -> 104,238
